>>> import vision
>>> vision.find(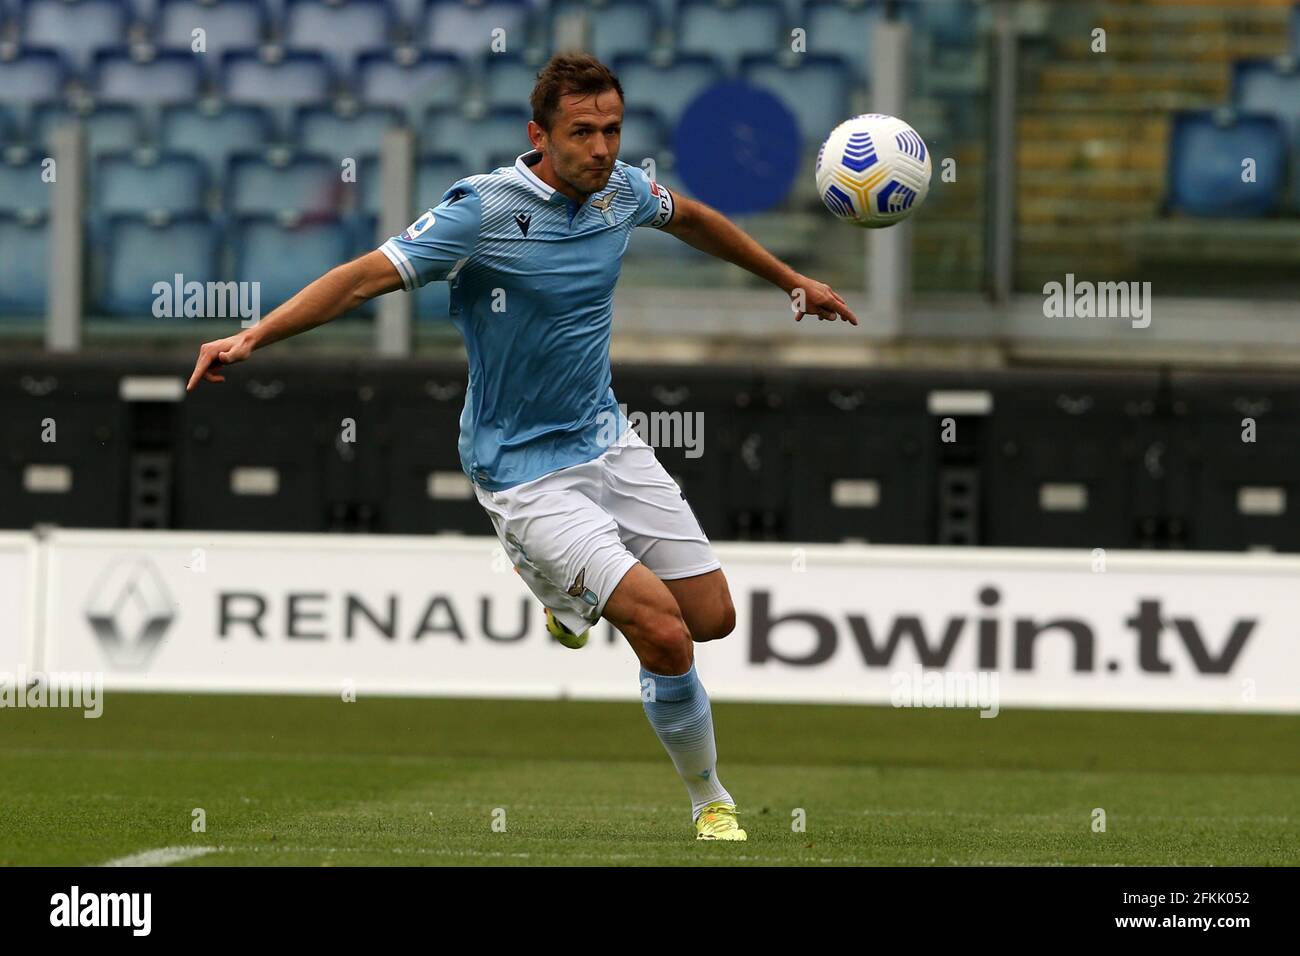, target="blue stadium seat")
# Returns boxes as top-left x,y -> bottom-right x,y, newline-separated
228,151 -> 342,216
481,53 -> 537,110
741,52 -> 850,142
0,47 -> 66,103
94,47 -> 203,104
223,48 -> 332,105
22,0 -> 129,74
156,0 -> 266,73
0,155 -> 50,216
296,104 -> 402,160
1233,58 -> 1300,143
33,102 -> 143,155
0,213 -> 48,315
96,150 -> 207,217
549,0 -> 658,64
804,0 -> 875,82
160,102 -> 276,185
676,0 -> 783,70
1166,111 -> 1286,217
284,0 -> 391,76
232,214 -> 352,308
612,53 -> 723,130
98,213 -> 220,315
617,106 -> 665,167
424,0 -> 532,59
356,50 -> 463,118
416,150 -> 467,203
421,105 -> 528,170
919,0 -> 979,49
